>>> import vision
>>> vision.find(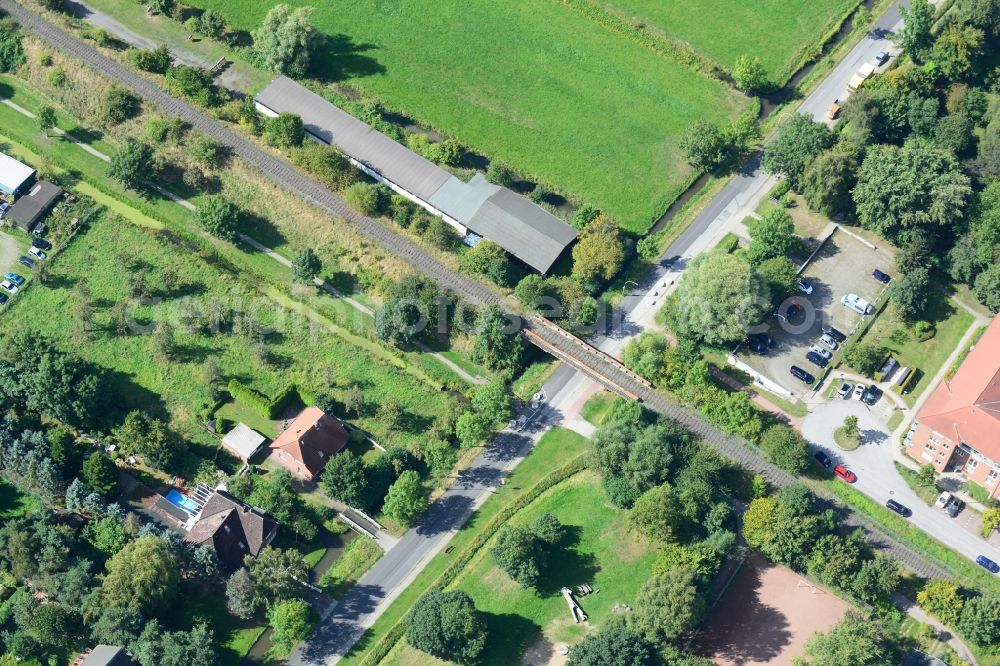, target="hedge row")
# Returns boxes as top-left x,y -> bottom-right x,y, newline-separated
227,380 -> 309,419
356,454 -> 590,666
